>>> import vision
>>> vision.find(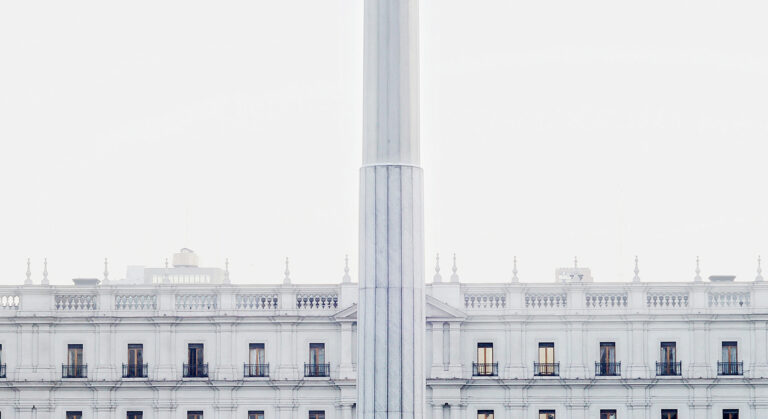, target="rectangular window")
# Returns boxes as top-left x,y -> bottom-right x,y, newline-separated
539,410 -> 555,419
186,344 -> 206,377
68,344 -> 83,367
476,343 -> 494,375
660,342 -> 676,363
248,411 -> 265,419
126,344 -> 144,377
600,342 -> 616,364
308,411 -> 325,419
247,343 -> 266,377
723,409 -> 739,419
127,412 -> 143,419
309,343 -> 325,365
187,411 -> 203,419
538,342 -> 555,375
722,342 -> 738,363
600,410 -> 617,419
661,410 -> 677,419
477,410 -> 494,419
0,343 -> 4,378
66,412 -> 82,419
